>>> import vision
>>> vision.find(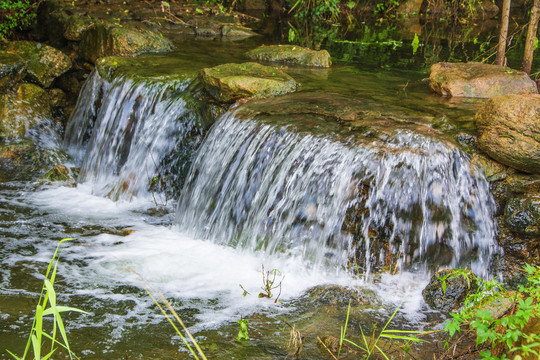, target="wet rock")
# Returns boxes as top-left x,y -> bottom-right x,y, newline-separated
0,139 -> 35,162
505,193 -> 540,237
41,165 -> 79,184
47,88 -> 67,108
221,25 -> 258,39
0,41 -> 72,88
422,269 -> 478,313
470,154 -> 515,182
246,45 -> 332,68
429,62 -> 537,98
0,51 -> 26,88
505,173 -> 540,194
0,138 -> 68,168
304,285 -> 370,307
0,84 -> 52,139
64,15 -> 95,41
79,21 -> 174,64
199,62 -> 297,103
475,94 -> 540,174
